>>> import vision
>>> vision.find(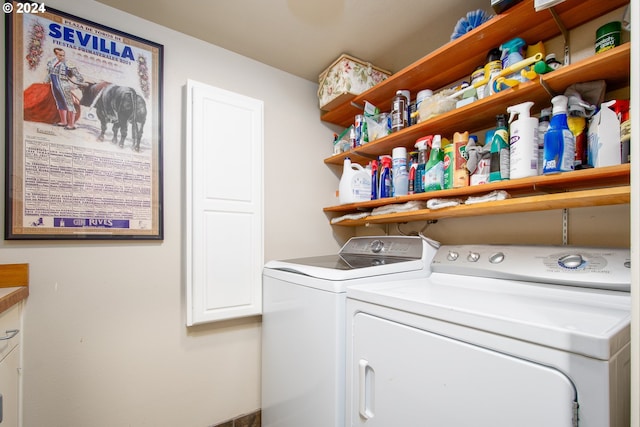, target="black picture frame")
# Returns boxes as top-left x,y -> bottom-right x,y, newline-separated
5,1 -> 164,239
